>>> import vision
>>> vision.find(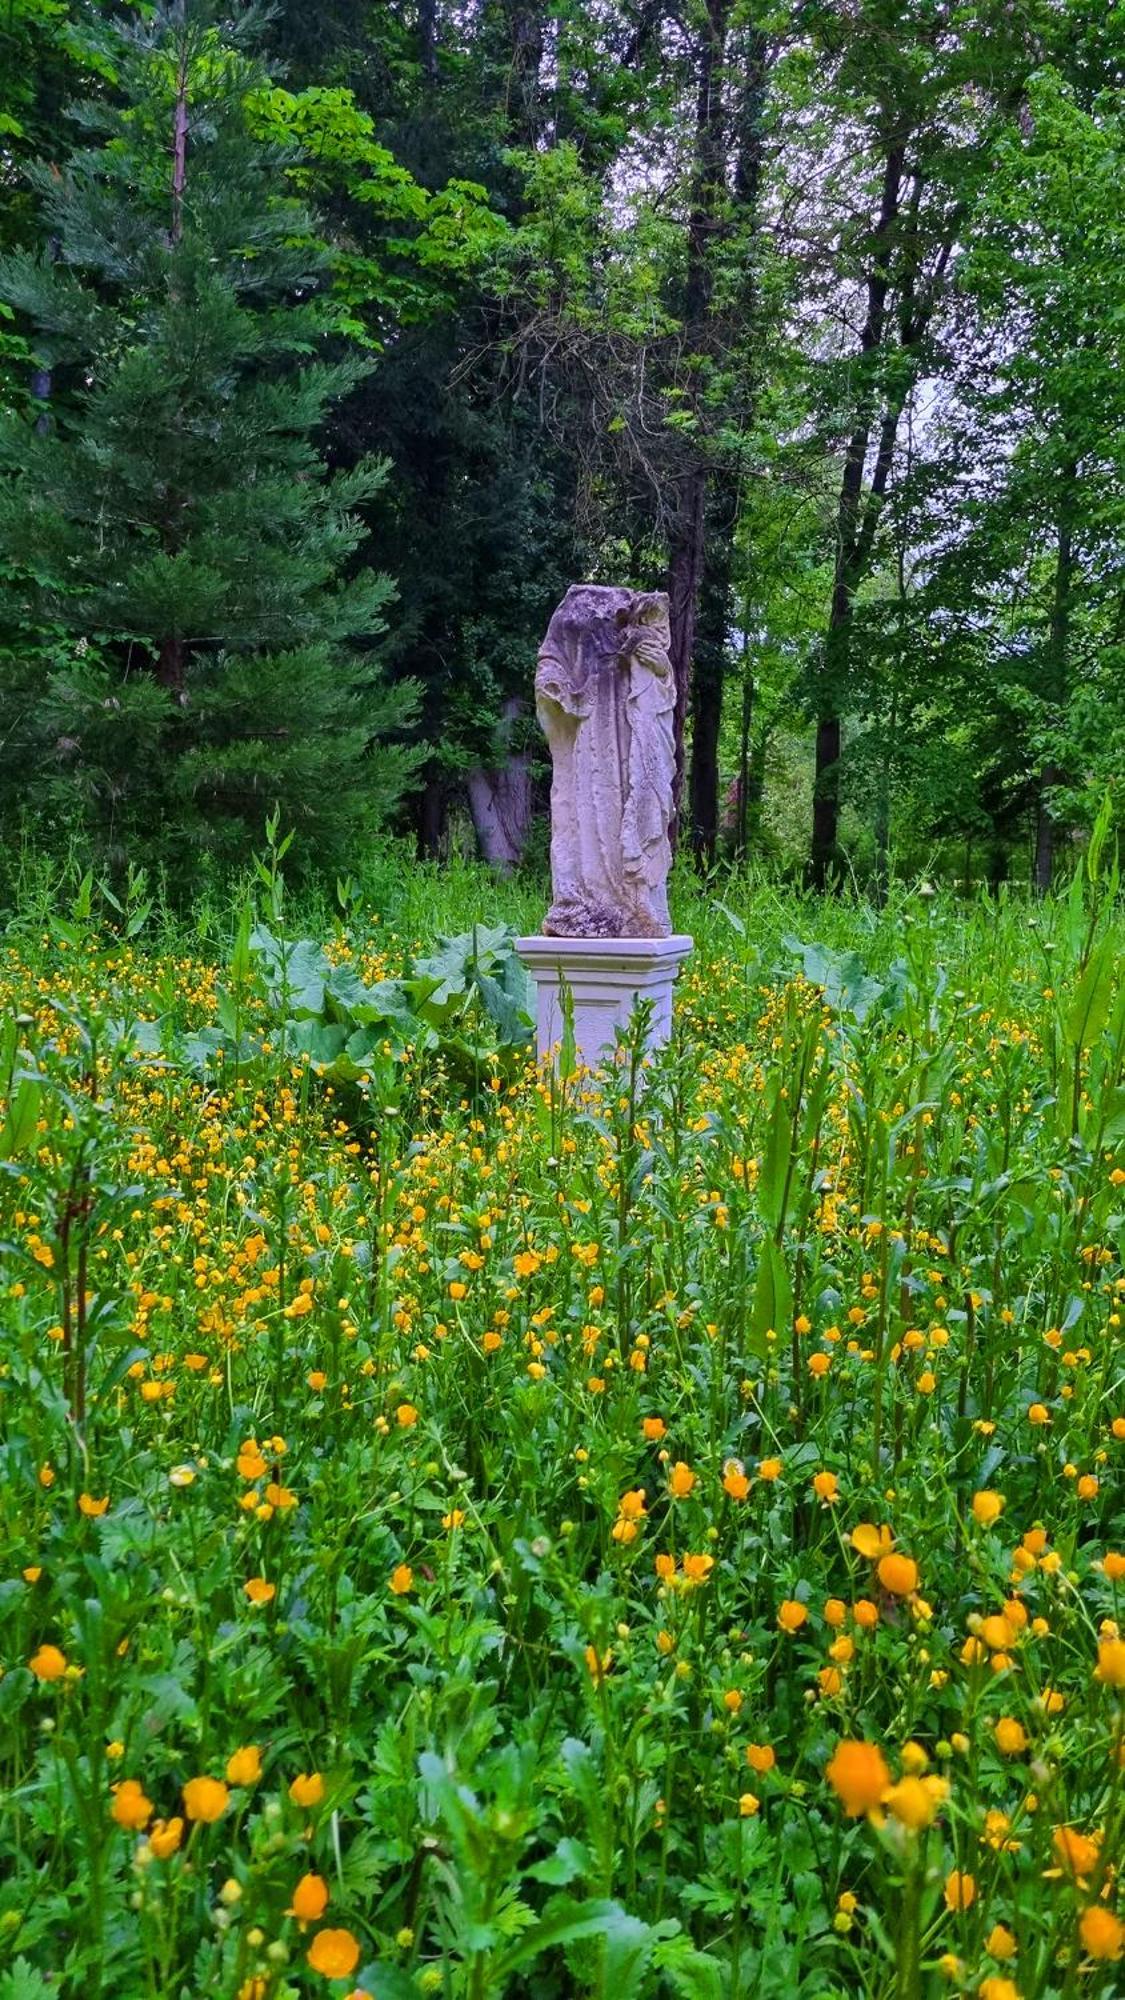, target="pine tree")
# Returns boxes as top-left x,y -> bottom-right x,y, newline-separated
0,0 -> 418,877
